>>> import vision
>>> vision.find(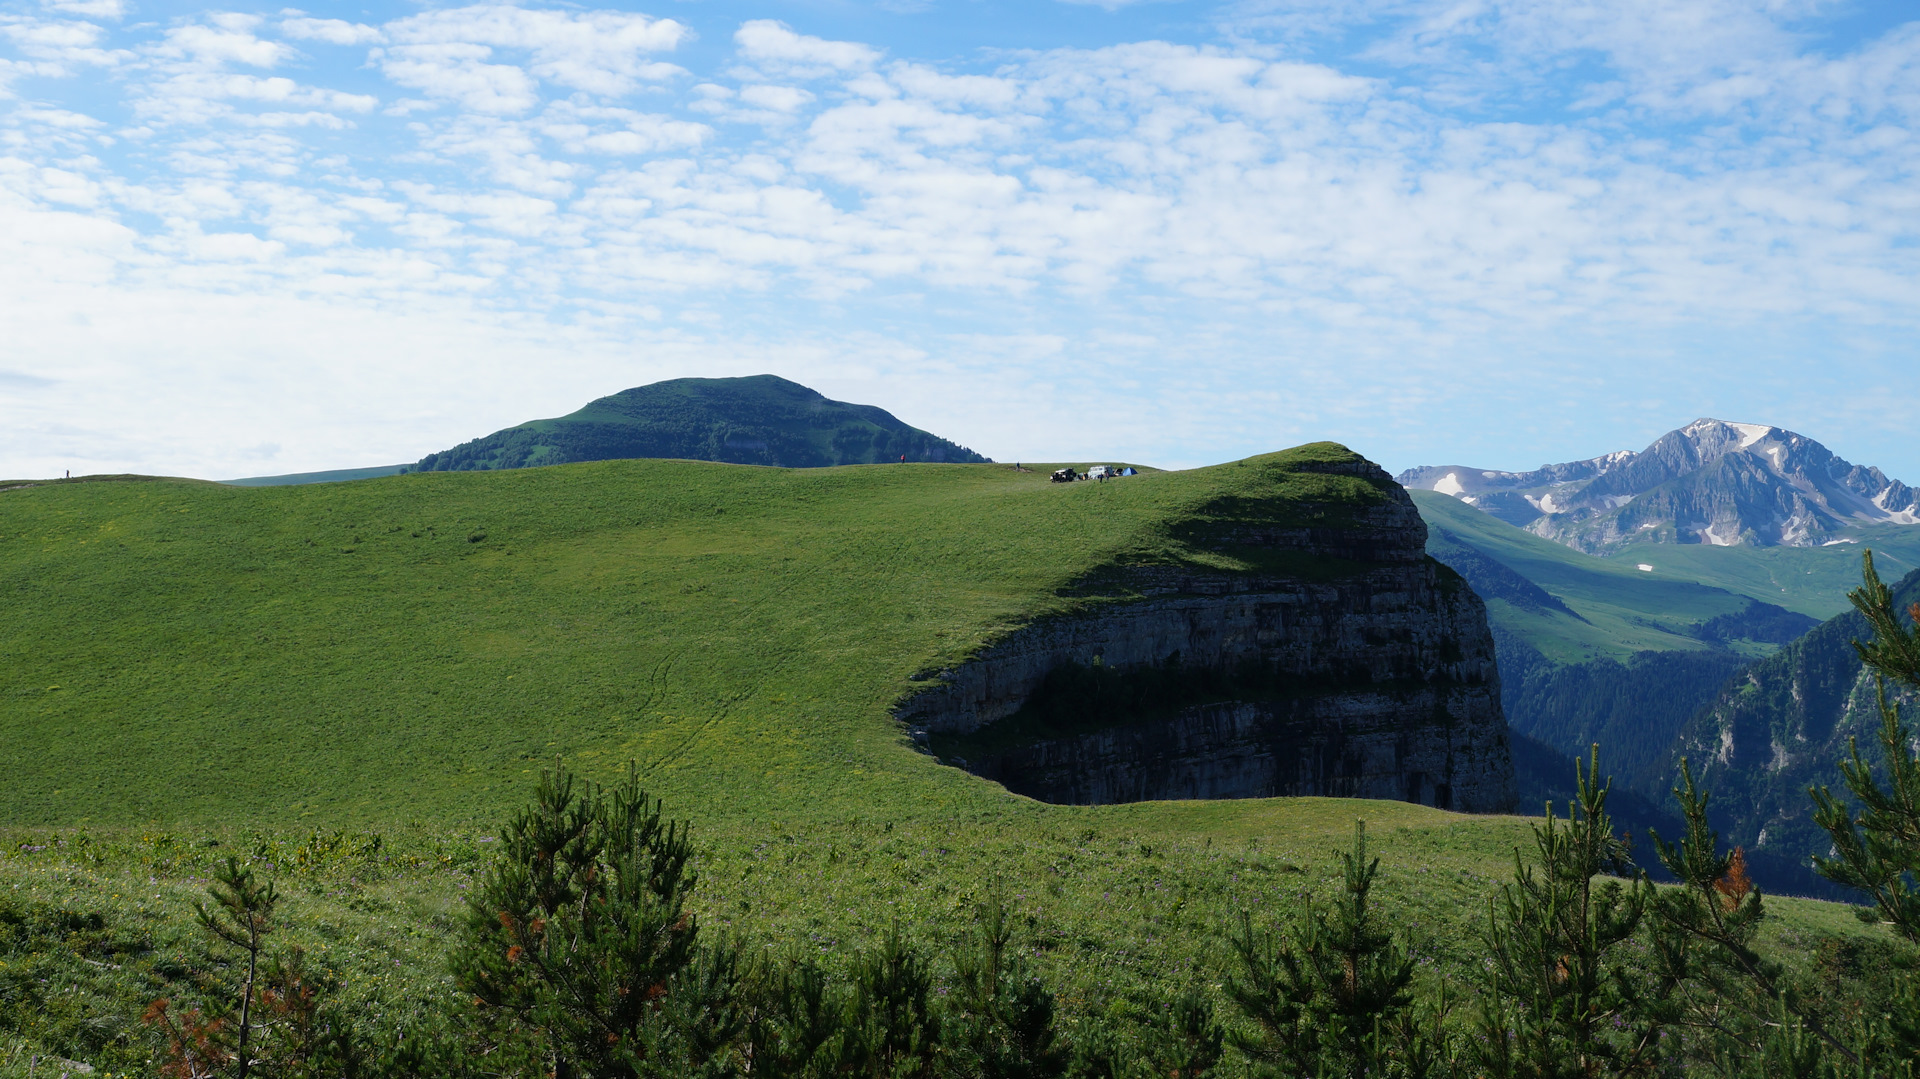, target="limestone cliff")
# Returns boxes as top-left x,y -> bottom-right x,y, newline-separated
900,452 -> 1517,812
